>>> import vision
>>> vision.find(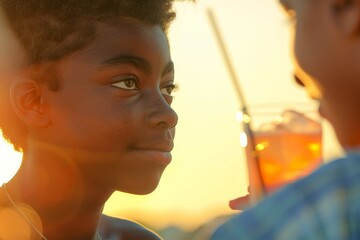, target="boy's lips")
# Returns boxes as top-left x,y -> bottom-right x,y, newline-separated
135,139 -> 174,151
132,141 -> 174,165
133,149 -> 172,165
